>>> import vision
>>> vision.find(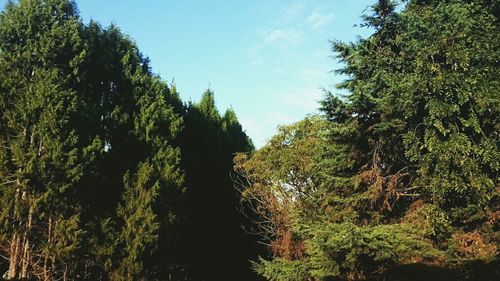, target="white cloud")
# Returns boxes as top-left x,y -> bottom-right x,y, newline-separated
282,2 -> 305,22
240,112 -> 298,148
263,28 -> 302,46
250,59 -> 264,66
281,86 -> 323,112
245,27 -> 302,67
239,117 -> 264,146
307,11 -> 335,29
265,112 -> 295,125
